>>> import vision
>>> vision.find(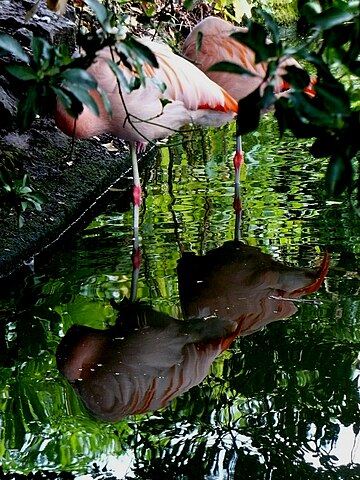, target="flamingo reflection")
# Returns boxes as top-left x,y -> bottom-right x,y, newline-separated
57,243 -> 329,422
178,241 -> 329,336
